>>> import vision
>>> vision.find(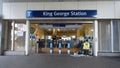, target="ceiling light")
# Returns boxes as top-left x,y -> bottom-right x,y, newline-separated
91,29 -> 94,31
48,29 -> 51,31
